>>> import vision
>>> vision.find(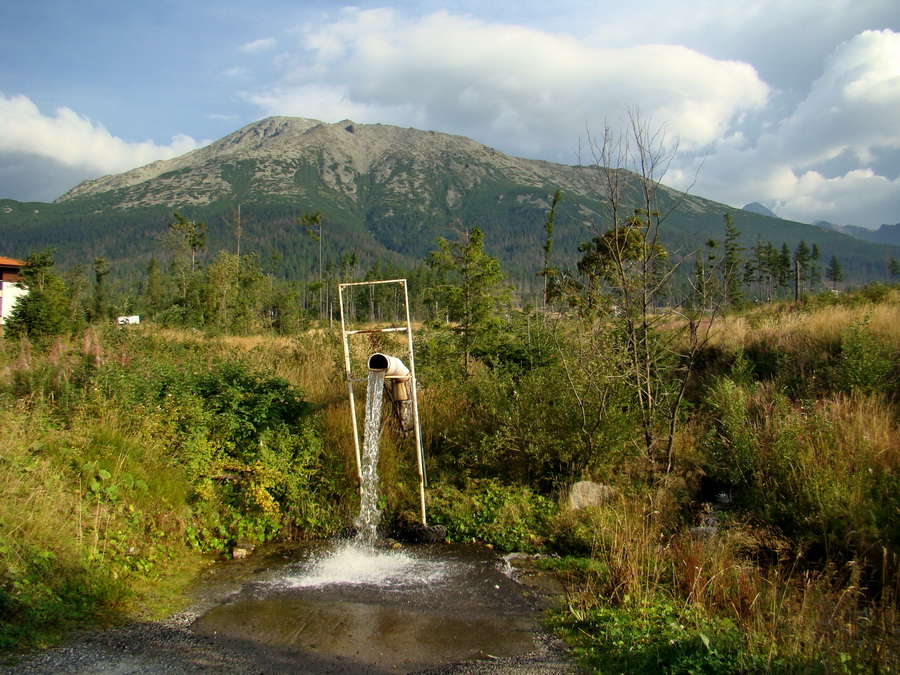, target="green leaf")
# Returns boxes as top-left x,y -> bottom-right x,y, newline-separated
699,632 -> 711,651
